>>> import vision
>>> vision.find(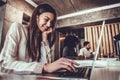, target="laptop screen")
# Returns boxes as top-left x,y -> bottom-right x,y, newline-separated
90,20 -> 105,80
